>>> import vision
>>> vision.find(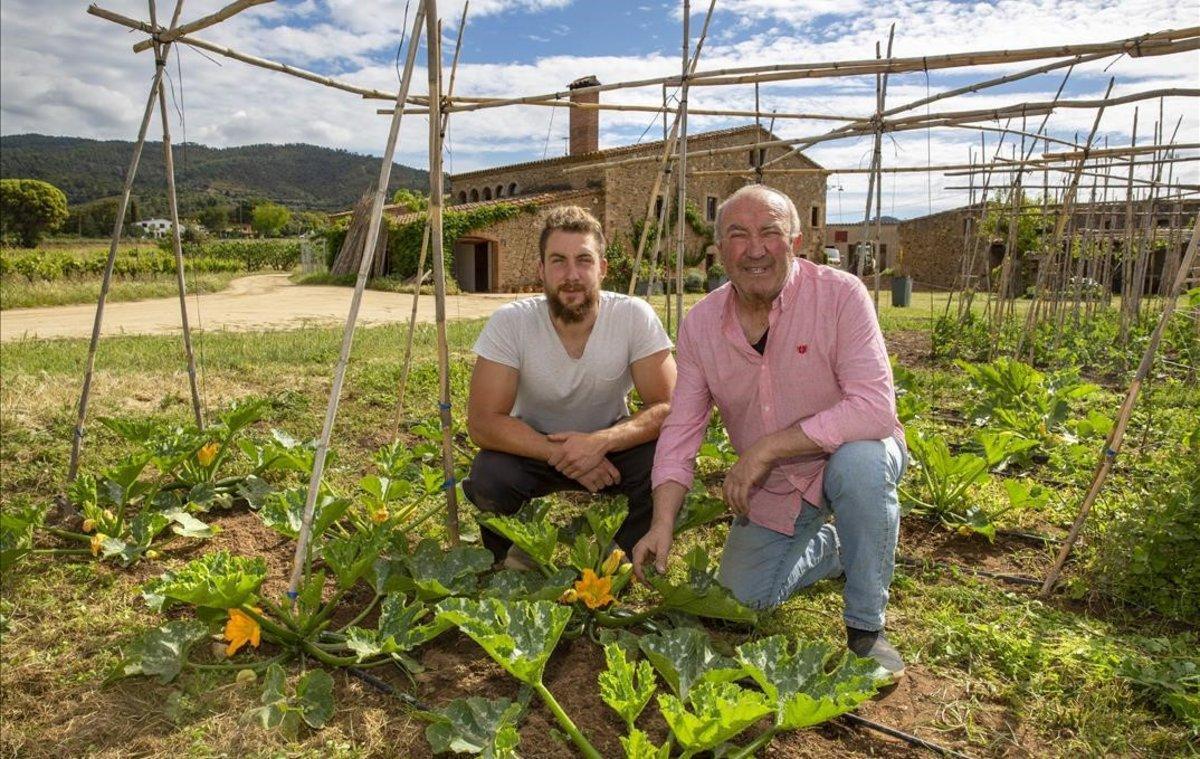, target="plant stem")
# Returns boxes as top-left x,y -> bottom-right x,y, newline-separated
729,725 -> 780,759
240,605 -> 299,645
335,594 -> 381,633
30,548 -> 91,556
532,682 -> 602,759
594,606 -> 661,628
302,584 -> 351,637
259,597 -> 302,634
185,652 -> 290,672
45,526 -> 91,542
